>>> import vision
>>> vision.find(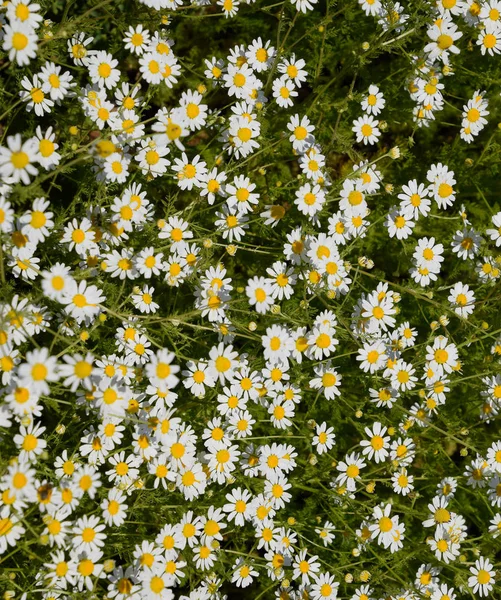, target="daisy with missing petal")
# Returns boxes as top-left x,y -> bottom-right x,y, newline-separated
292,548 -> 321,585
312,422 -> 336,454
310,363 -> 342,400
206,441 -> 241,485
392,468 -> 414,496
35,126 -> 61,170
14,421 -> 47,462
369,504 -> 399,548
17,347 -> 59,396
136,138 -> 170,179
39,61 -> 74,102
361,84 -> 385,116
336,452 -> 366,491
180,89 -> 208,131
232,559 -> 259,588
200,168 -> 227,205
131,285 -> 159,314
262,325 -> 294,365
214,206 -> 249,242
288,114 -> 315,152
245,37 -> 275,72
272,75 -> 298,108
386,205 -> 415,240
172,152 -> 207,191
427,163 -> 457,209
361,295 -> 396,332
448,282 -> 475,318
0,506 -> 25,554
413,237 -> 444,272
310,572 -> 339,600
182,361 -> 216,397
68,32 -> 95,66
228,116 -> 261,159
123,24 -> 151,55
299,148 -> 326,181
104,152 -> 130,184
277,54 -> 308,86
208,343 -> 239,385
339,179 -> 368,216
61,218 -> 98,257
223,487 -> 252,526
20,74 -> 55,117
223,63 -> 258,100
